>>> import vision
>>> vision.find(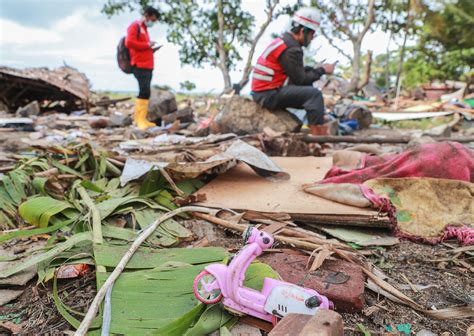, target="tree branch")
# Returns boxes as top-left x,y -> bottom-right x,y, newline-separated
339,6 -> 356,41
358,0 -> 376,43
238,0 -> 280,89
319,27 -> 352,61
357,50 -> 373,91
